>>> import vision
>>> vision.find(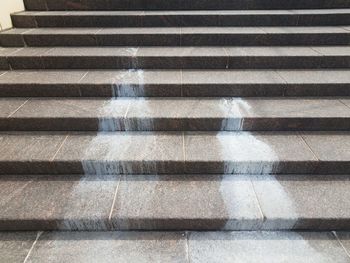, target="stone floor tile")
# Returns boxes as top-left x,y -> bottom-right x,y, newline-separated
188,231 -> 350,263
251,174 -> 350,230
301,132 -> 350,174
53,132 -> 184,174
0,98 -> 28,117
111,174 -> 262,230
0,174 -> 119,230
184,132 -> 317,174
0,232 -> 38,263
26,231 -> 187,263
0,133 -> 66,174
